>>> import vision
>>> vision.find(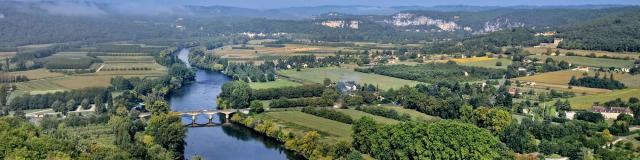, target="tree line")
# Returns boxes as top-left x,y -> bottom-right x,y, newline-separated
569,73 -> 625,89
301,107 -> 353,124
356,62 -> 506,84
